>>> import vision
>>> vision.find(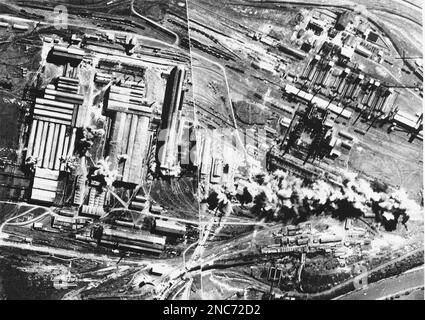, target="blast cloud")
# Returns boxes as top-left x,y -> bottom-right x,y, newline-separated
220,170 -> 423,231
